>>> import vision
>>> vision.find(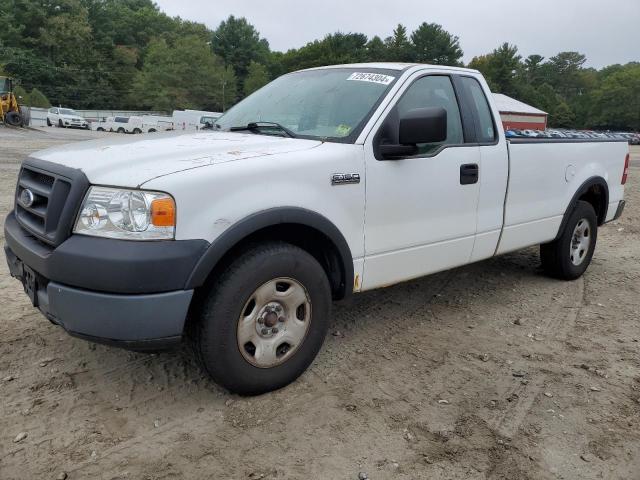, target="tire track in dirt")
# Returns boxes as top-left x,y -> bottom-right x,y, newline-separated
483,277 -> 584,438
